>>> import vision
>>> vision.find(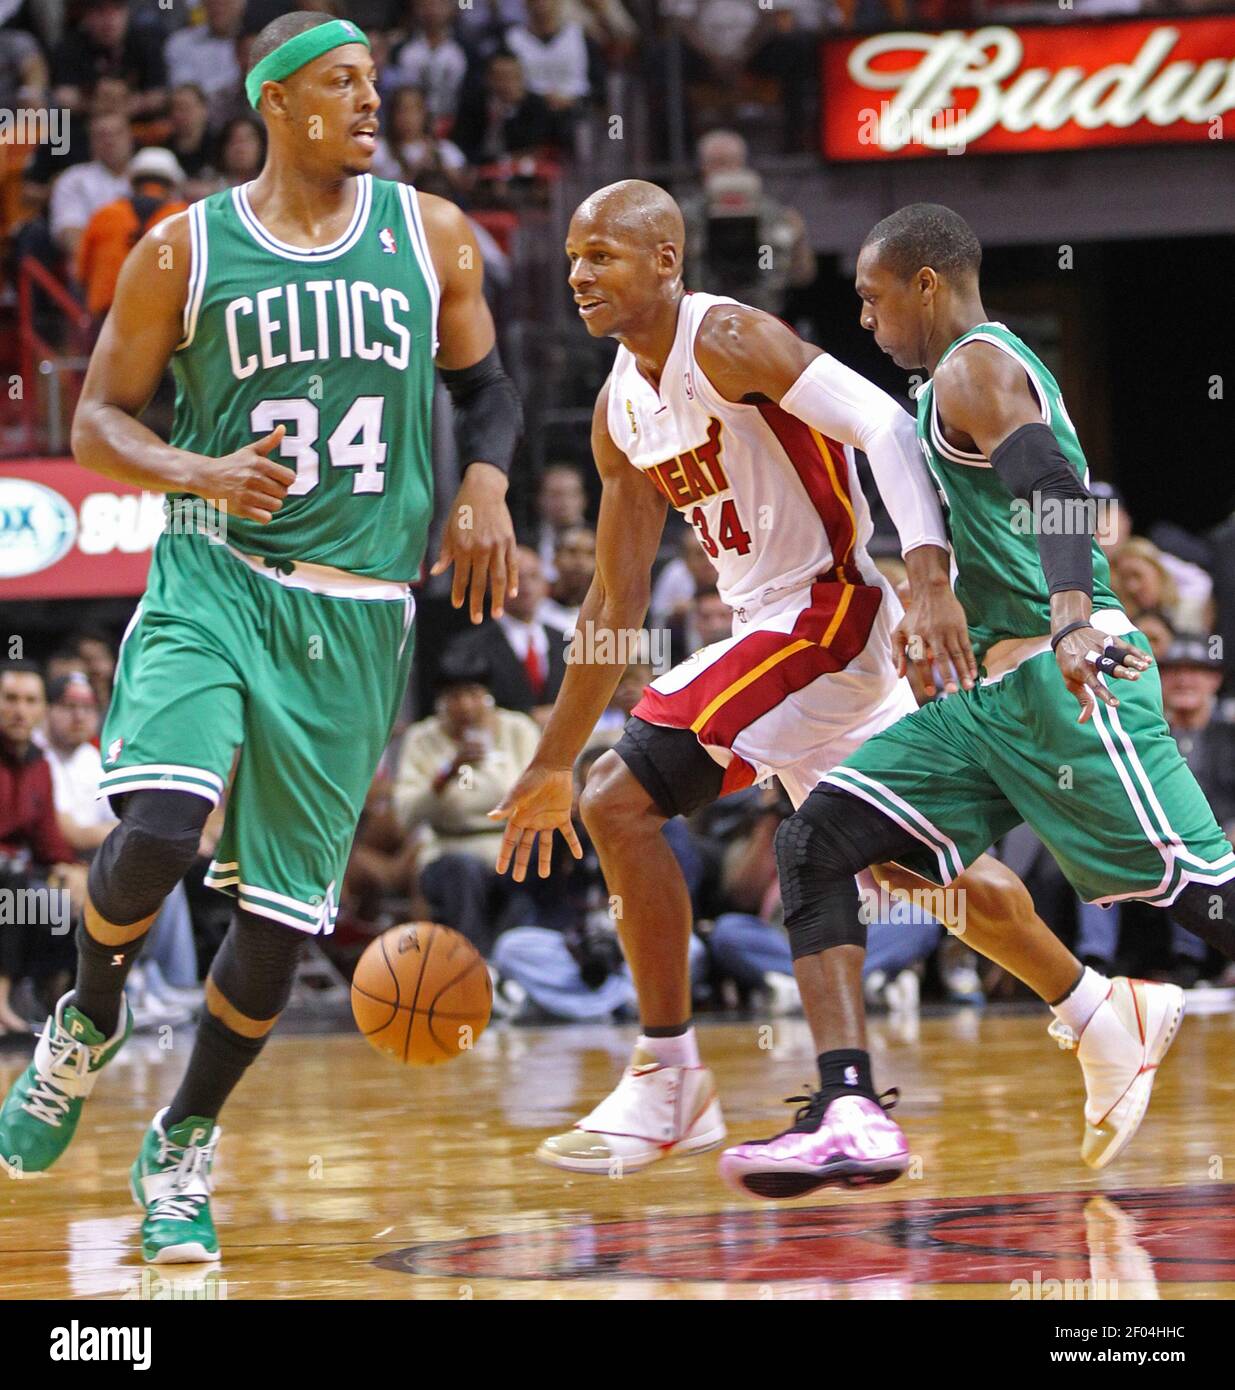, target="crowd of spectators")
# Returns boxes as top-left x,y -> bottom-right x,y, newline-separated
2,0 -> 1233,1035
7,459 -> 1232,1041
1,0 -> 622,332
